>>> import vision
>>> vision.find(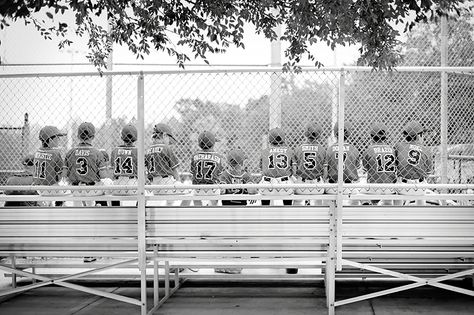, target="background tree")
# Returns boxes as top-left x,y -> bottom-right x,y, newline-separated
0,0 -> 469,70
